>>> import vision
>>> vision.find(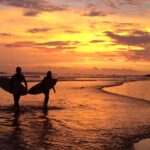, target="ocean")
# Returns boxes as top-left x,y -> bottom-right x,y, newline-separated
0,76 -> 150,150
